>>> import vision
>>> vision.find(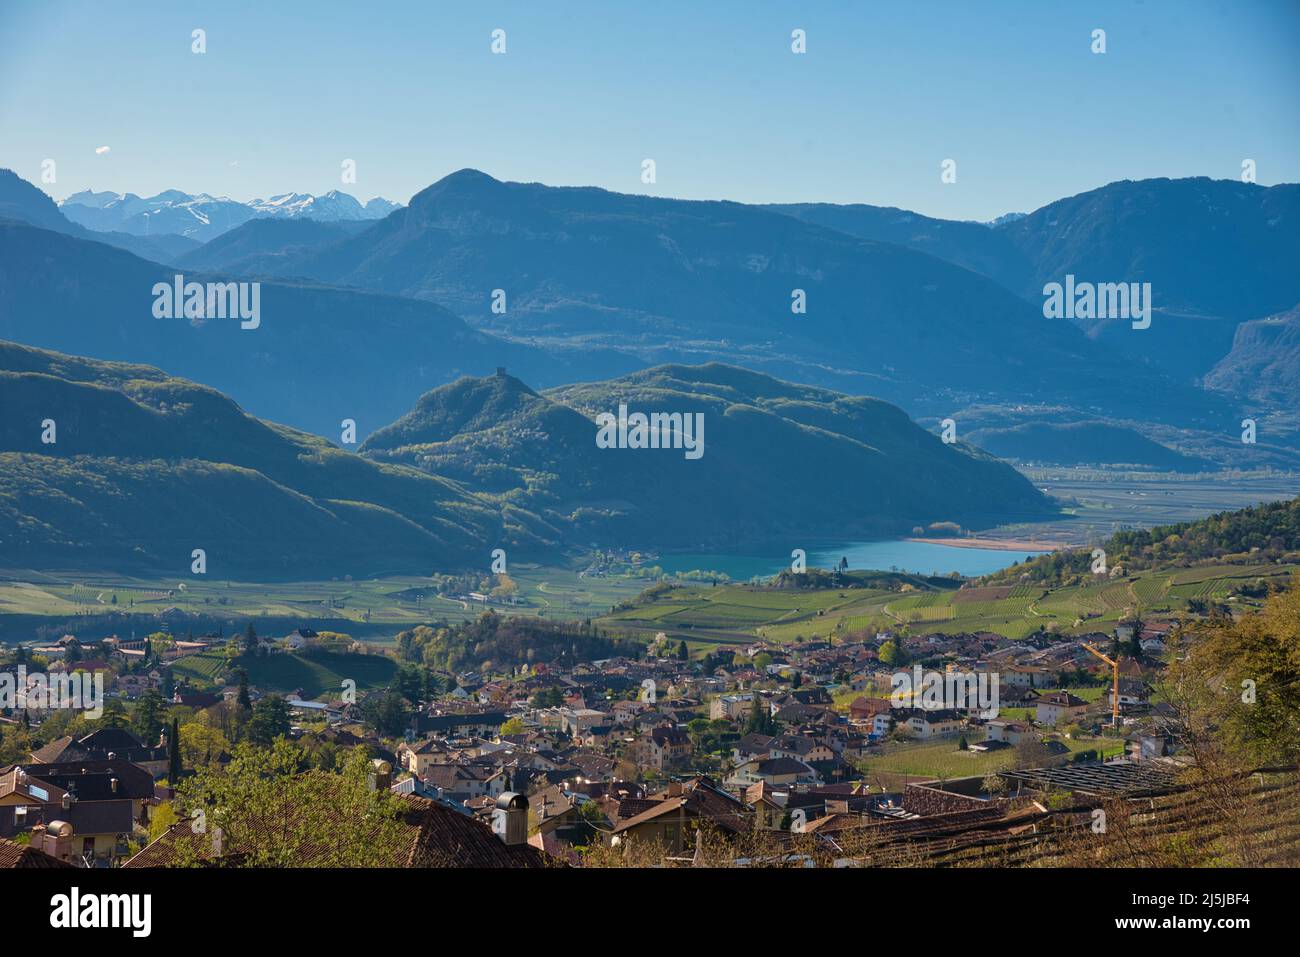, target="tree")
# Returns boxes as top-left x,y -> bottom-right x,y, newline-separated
958,734 -> 969,751
394,663 -> 431,704
167,717 -> 183,781
490,574 -> 519,602
236,669 -> 252,711
244,622 -> 259,656
745,694 -> 775,736
133,689 -> 165,744
361,690 -> 410,738
179,720 -> 230,768
878,639 -> 905,667
499,717 -> 527,737
99,698 -> 130,730
147,801 -> 180,843
248,695 -> 291,745
174,743 -> 413,867
677,640 -> 689,661
1167,584 -> 1300,767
